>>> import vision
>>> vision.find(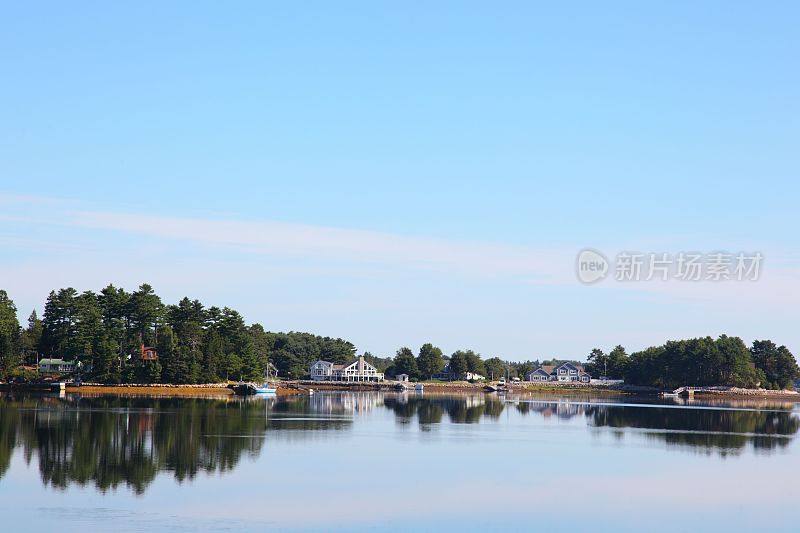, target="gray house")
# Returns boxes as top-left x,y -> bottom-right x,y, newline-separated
526,362 -> 591,383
